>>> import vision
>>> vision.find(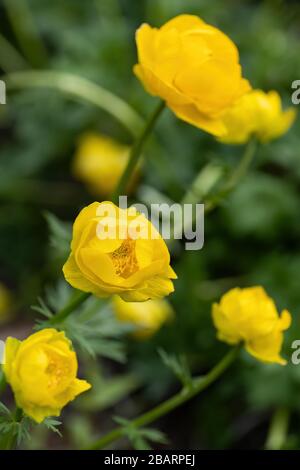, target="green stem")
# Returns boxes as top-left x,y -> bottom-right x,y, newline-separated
0,33 -> 27,72
5,70 -> 143,137
84,346 -> 240,450
205,139 -> 257,213
49,292 -> 91,325
0,368 -> 6,397
265,407 -> 290,450
111,101 -> 165,203
3,0 -> 48,68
